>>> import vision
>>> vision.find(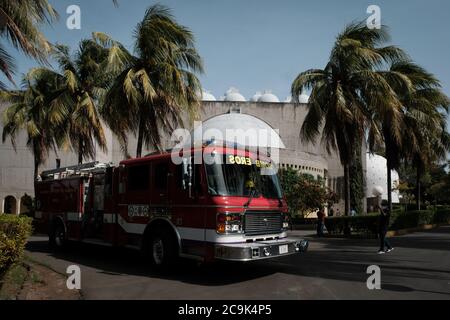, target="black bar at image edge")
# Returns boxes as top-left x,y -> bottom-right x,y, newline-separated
0,300 -> 446,319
